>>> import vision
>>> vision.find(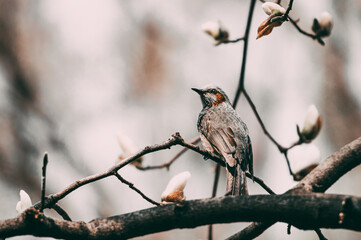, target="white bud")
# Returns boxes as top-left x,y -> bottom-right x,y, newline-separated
116,134 -> 142,167
161,171 -> 191,203
201,21 -> 229,45
16,190 -> 32,214
319,11 -> 333,37
300,104 -> 322,142
262,2 -> 286,16
312,11 -> 333,38
290,144 -> 321,180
